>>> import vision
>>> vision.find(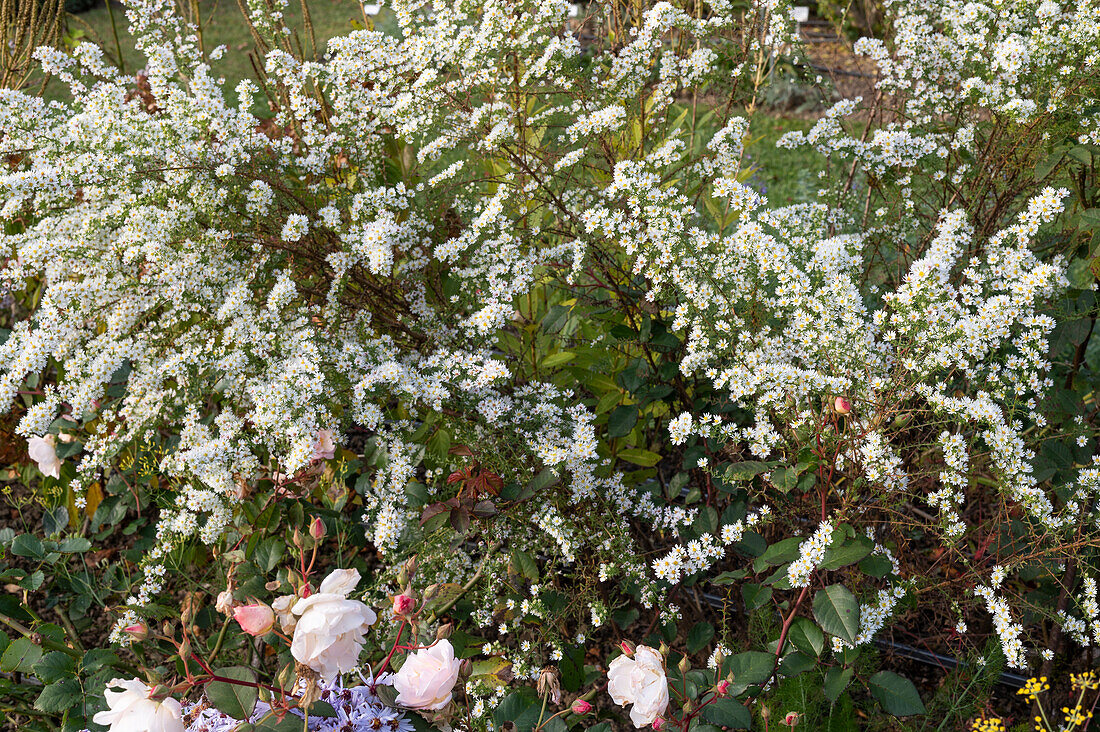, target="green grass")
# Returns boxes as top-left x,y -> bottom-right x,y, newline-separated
49,0 -> 389,103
